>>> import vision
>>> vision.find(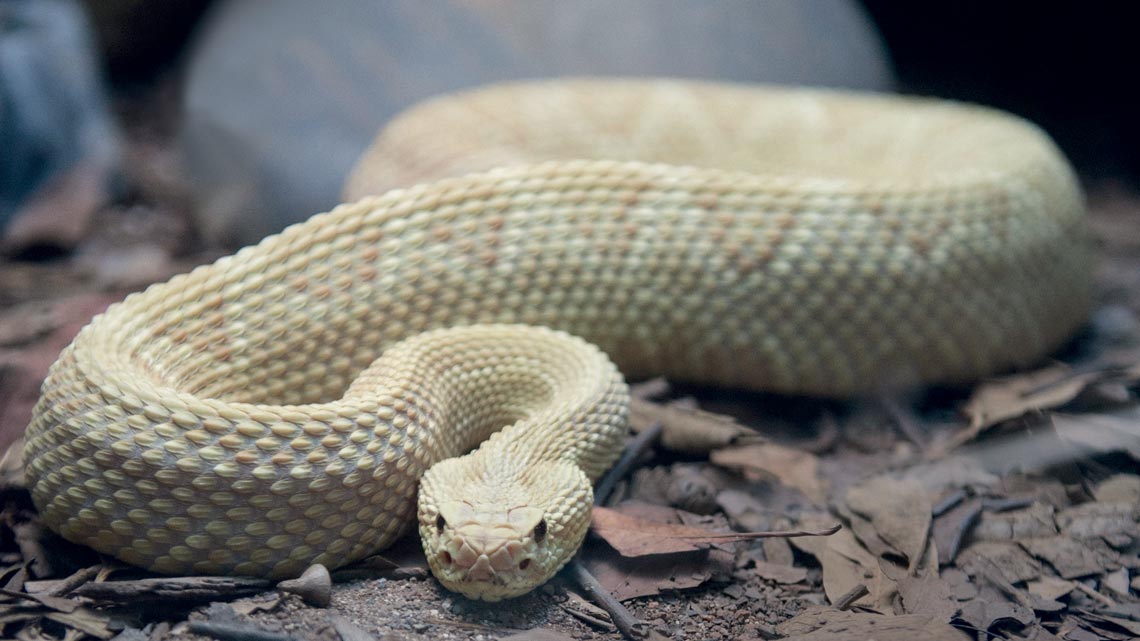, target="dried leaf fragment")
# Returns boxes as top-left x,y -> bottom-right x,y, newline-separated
710,442 -> 826,504
775,605 -> 970,641
844,476 -> 932,572
590,505 -> 837,557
